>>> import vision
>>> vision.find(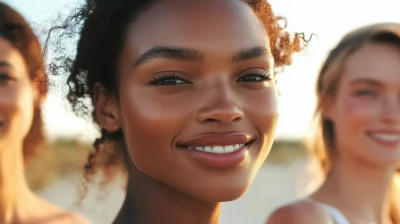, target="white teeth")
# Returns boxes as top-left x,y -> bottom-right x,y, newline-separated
213,146 -> 224,153
204,146 -> 212,152
224,145 -> 234,153
370,133 -> 400,141
186,144 -> 246,153
195,147 -> 203,151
